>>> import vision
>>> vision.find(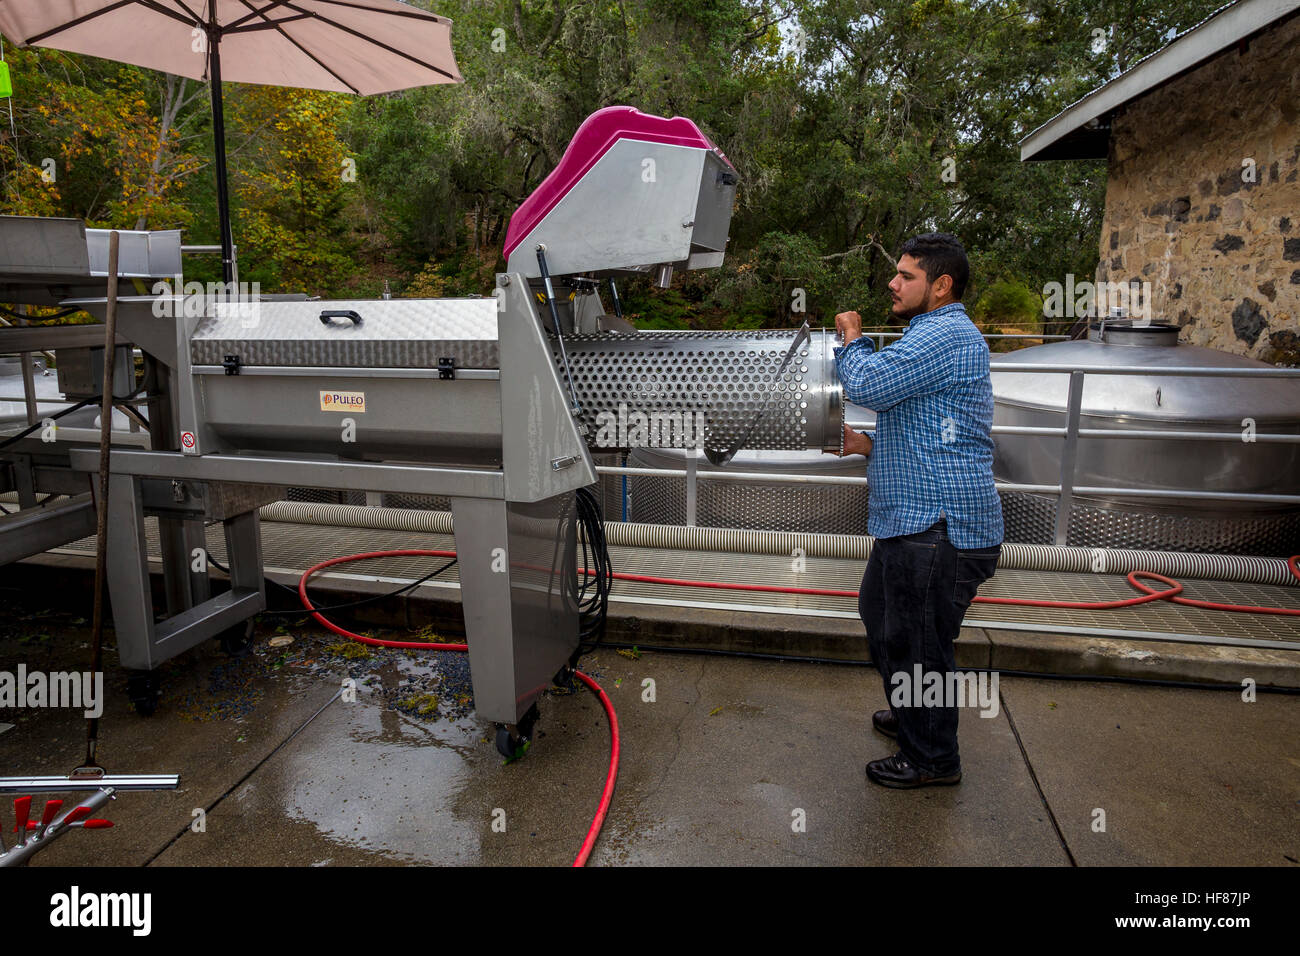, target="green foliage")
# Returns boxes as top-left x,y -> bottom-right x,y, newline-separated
228,87 -> 357,295
0,47 -> 202,229
1,0 -> 1232,315
972,278 -> 1043,330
